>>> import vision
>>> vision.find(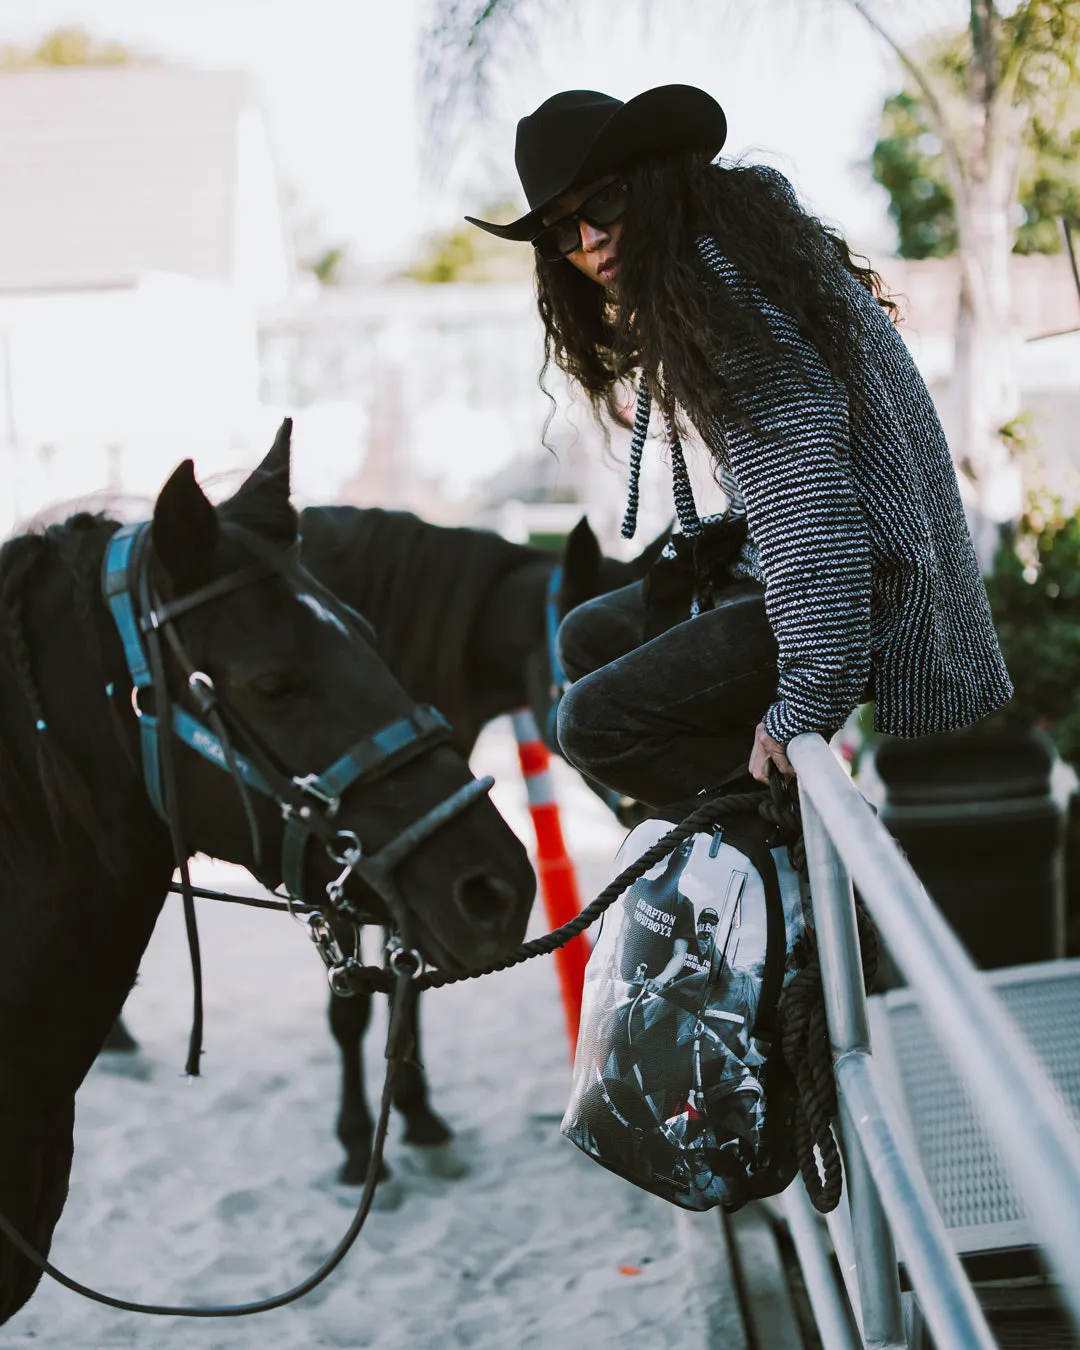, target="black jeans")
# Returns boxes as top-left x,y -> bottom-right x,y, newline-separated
555,578 -> 779,814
